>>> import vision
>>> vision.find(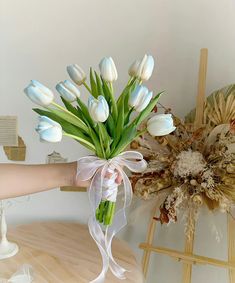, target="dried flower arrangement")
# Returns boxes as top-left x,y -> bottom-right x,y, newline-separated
130,85 -> 235,237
